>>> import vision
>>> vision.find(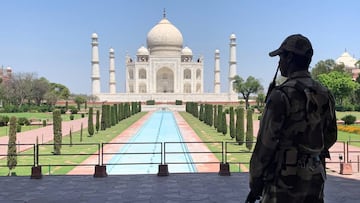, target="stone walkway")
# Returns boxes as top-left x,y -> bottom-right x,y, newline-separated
0,173 -> 359,203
